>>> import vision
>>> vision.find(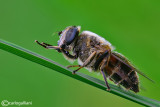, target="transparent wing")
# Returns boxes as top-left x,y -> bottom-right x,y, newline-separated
111,52 -> 155,83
